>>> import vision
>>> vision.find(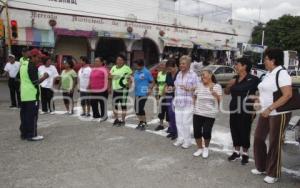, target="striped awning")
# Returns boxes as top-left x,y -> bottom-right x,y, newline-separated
160,37 -> 194,49
11,27 -> 55,47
